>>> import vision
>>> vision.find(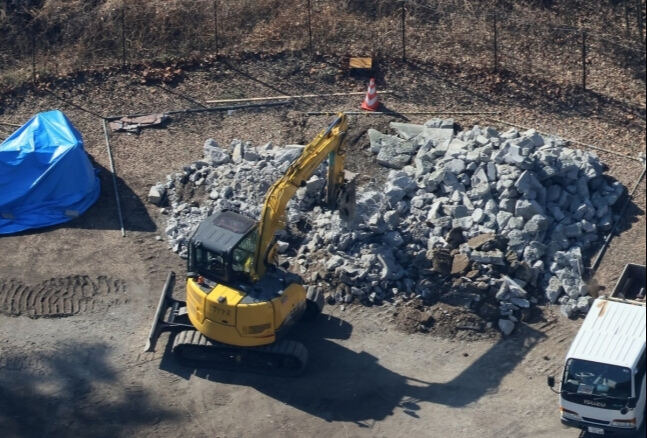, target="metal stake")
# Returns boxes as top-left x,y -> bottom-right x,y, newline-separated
307,0 -> 313,53
493,12 -> 499,72
31,27 -> 36,83
102,119 -> 126,237
121,4 -> 126,68
581,30 -> 587,90
213,0 -> 219,55
401,2 -> 406,62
